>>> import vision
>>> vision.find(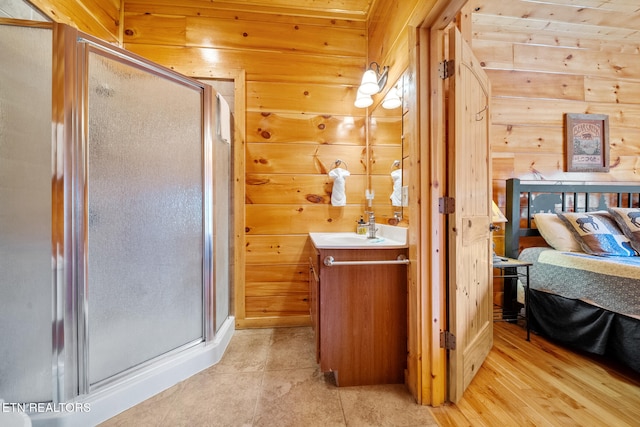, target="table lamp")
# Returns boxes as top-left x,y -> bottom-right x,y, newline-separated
491,201 -> 508,263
